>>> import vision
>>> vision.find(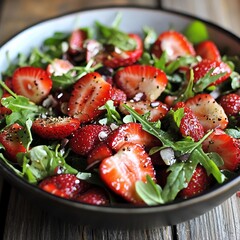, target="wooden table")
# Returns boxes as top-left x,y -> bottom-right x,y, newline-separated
0,0 -> 239,239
